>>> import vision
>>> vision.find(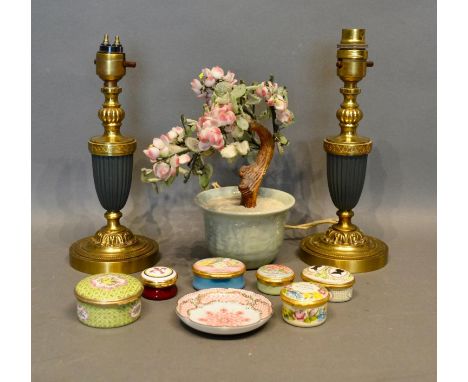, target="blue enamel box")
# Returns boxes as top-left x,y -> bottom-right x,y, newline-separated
192,257 -> 246,290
